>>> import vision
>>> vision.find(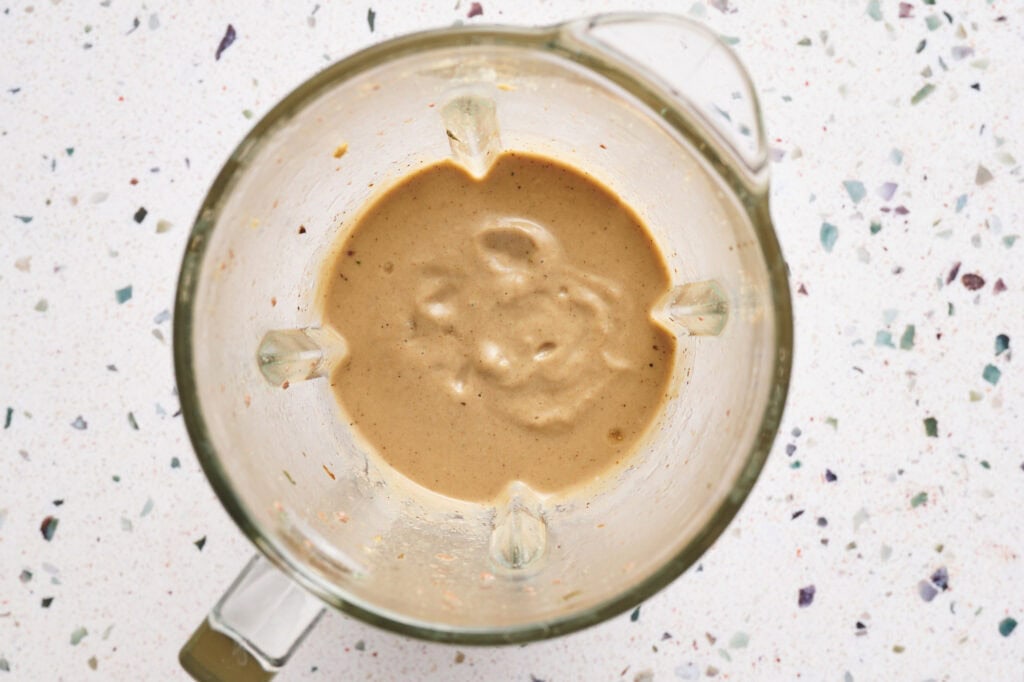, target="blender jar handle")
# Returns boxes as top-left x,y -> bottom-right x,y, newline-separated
179,555 -> 325,681
559,13 -> 769,189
